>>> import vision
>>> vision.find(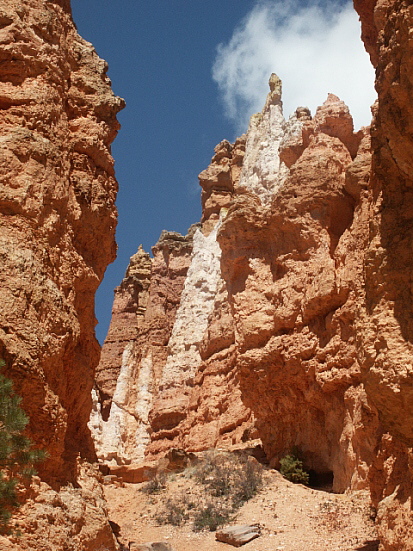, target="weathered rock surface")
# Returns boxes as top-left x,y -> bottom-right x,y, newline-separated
215,524 -> 261,547
96,246 -> 152,420
218,91 -> 375,493
146,218 -> 249,457
0,0 -> 123,548
92,134 -> 256,462
108,462 -> 158,484
0,536 -> 19,550
11,462 -> 116,551
237,74 -> 289,204
91,229 -> 195,464
92,75 -> 315,463
199,136 -> 245,234
354,1 -> 413,549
